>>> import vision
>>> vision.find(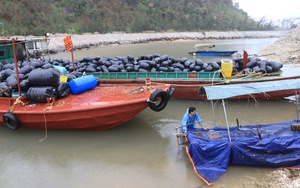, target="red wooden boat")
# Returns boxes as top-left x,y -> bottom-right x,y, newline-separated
0,38 -> 174,131
1,81 -> 173,130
